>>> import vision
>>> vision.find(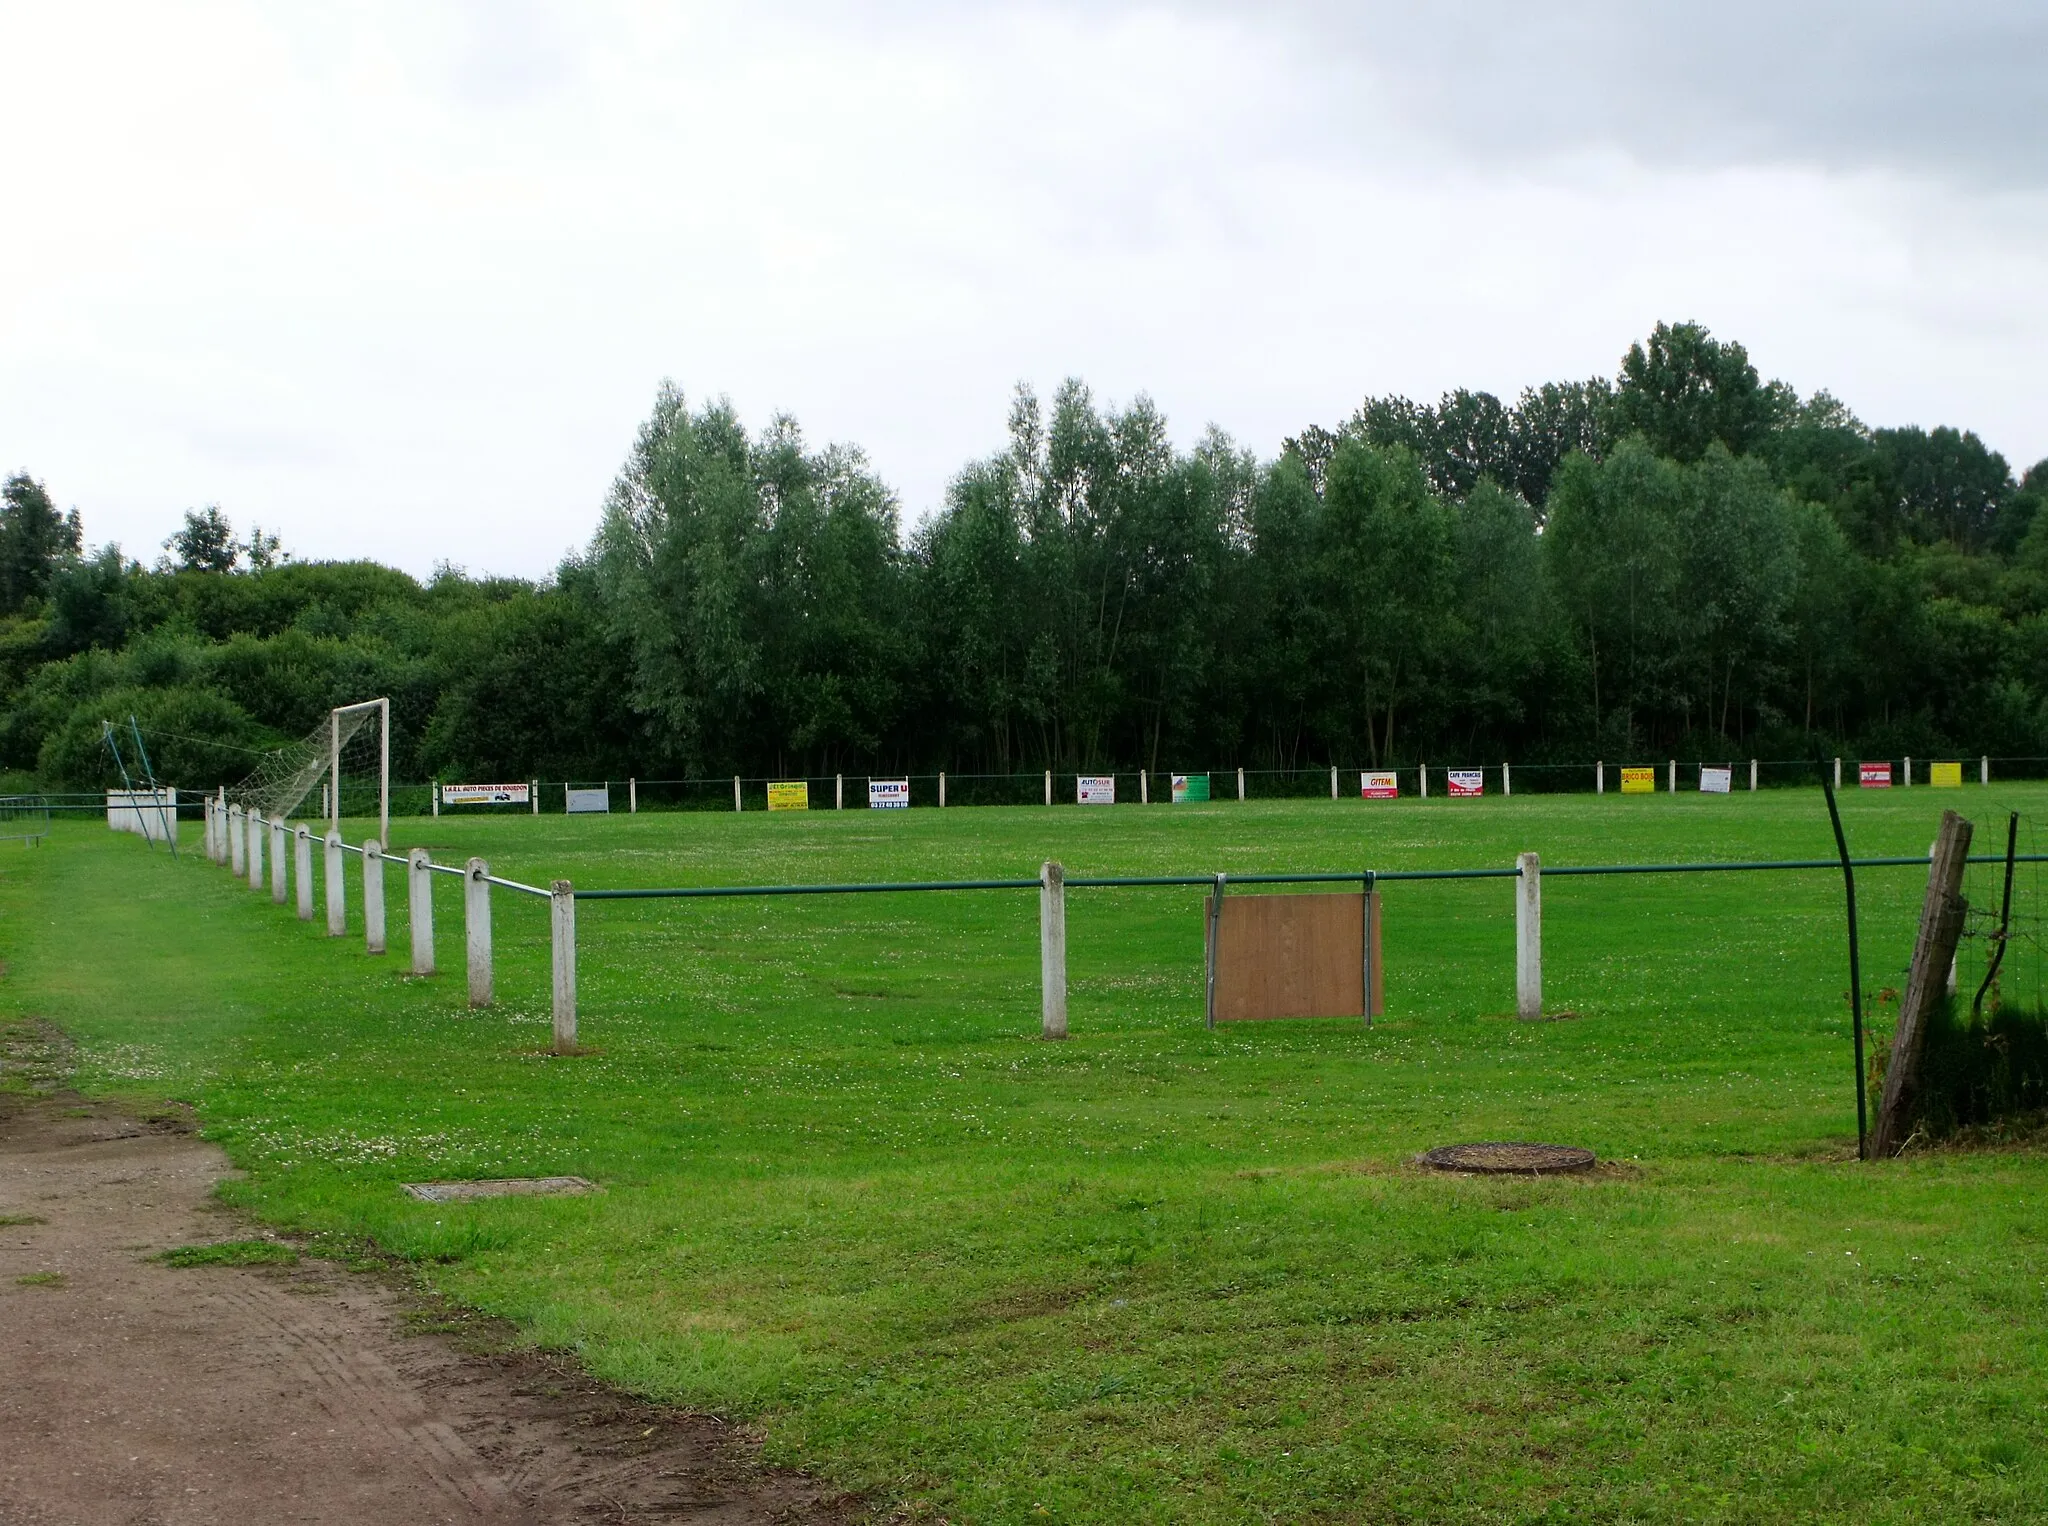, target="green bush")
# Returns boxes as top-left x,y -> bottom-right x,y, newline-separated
1912,998 -> 2048,1133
